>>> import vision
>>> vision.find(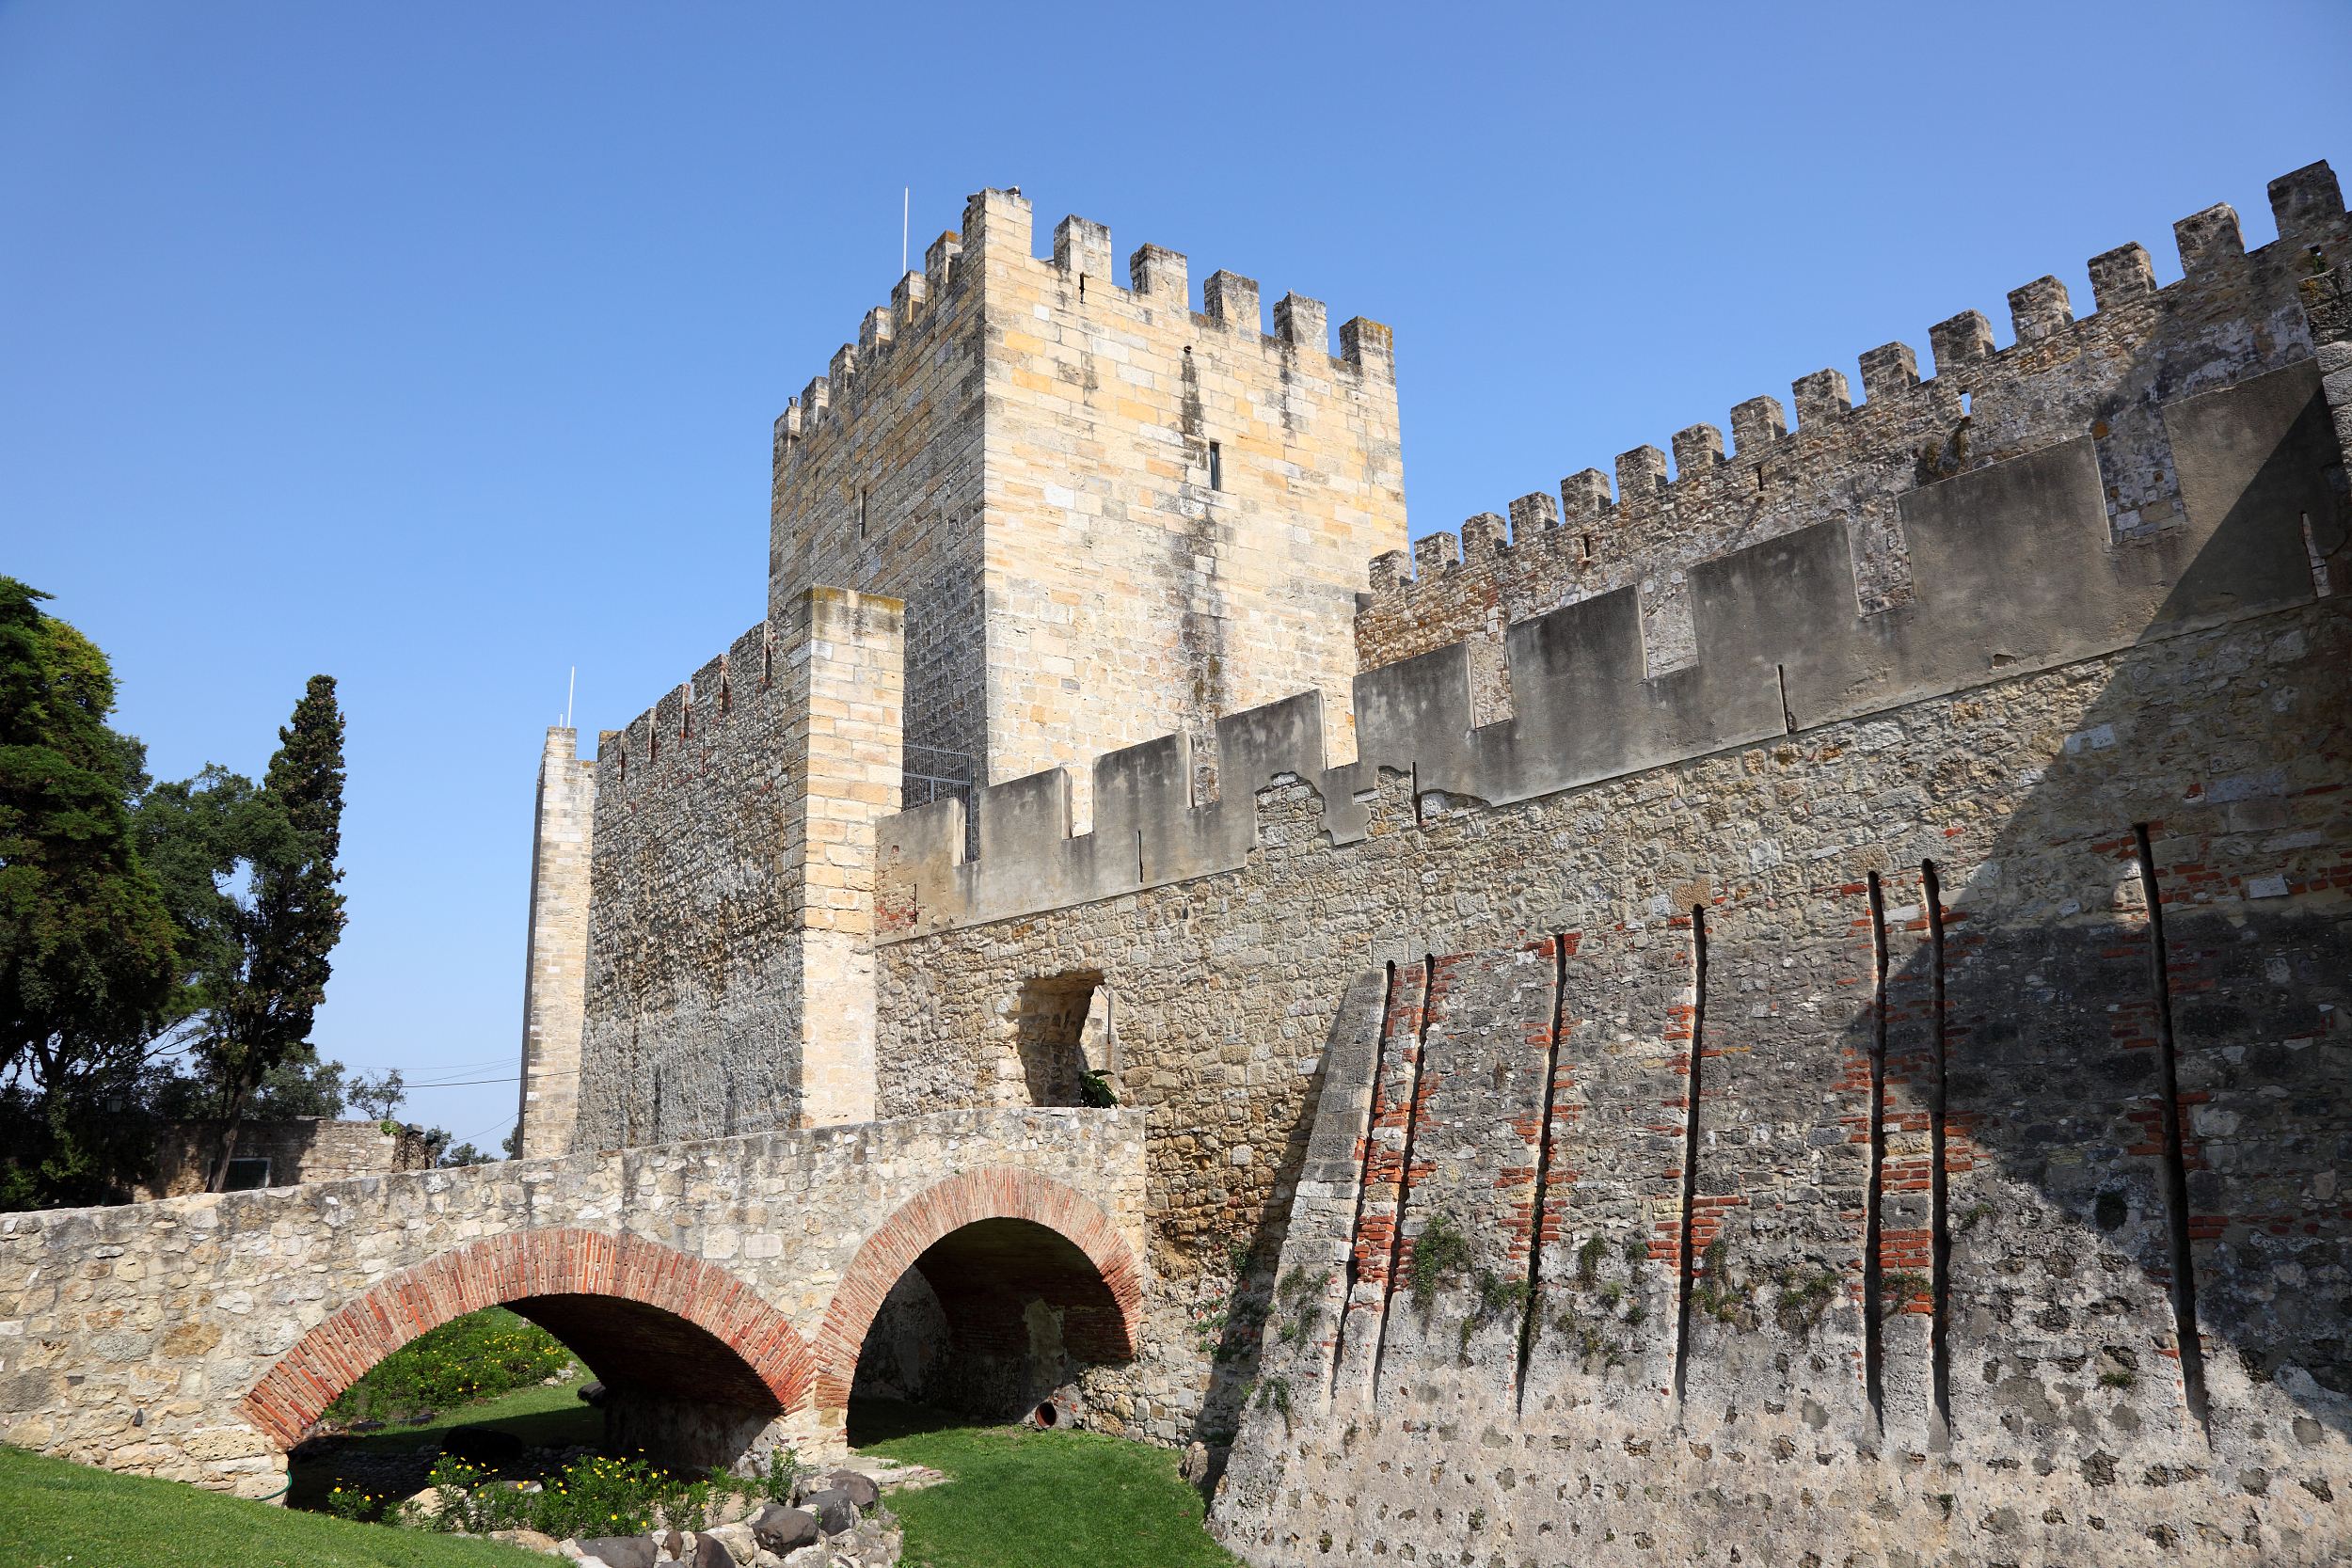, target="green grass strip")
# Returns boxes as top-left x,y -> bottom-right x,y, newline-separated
854,1402 -> 1237,1568
0,1446 -> 555,1568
